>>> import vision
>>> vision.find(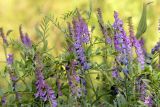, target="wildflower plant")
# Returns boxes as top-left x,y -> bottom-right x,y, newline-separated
0,2 -> 160,107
